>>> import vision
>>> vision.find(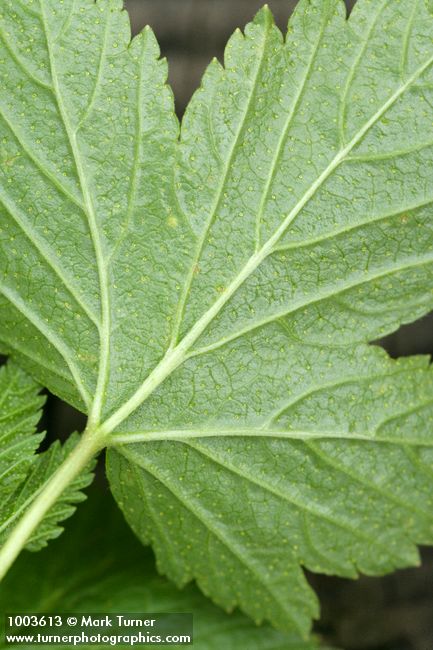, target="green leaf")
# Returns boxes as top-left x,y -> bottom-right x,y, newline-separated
0,488 -> 332,650
0,362 -> 45,505
1,0 -> 433,638
1,432 -> 95,551
0,362 -> 94,550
